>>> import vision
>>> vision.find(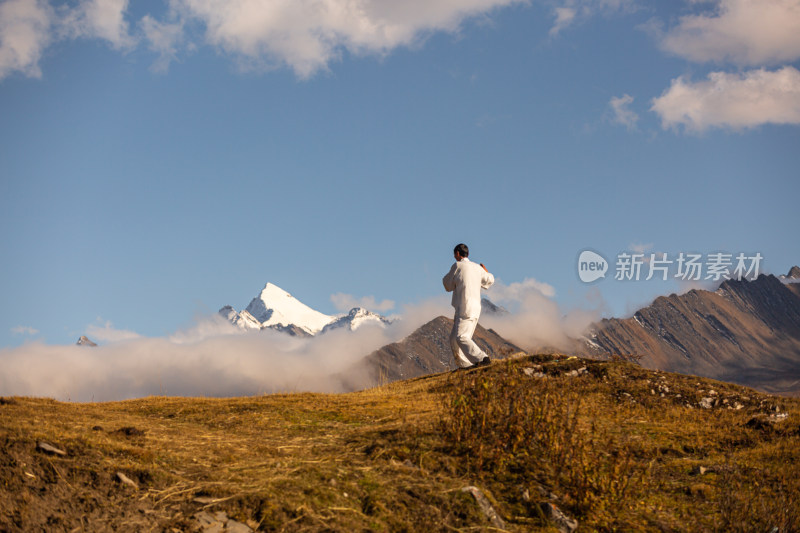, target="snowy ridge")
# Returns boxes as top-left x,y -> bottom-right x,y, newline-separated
245,283 -> 334,335
321,307 -> 393,334
220,282 -> 391,336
